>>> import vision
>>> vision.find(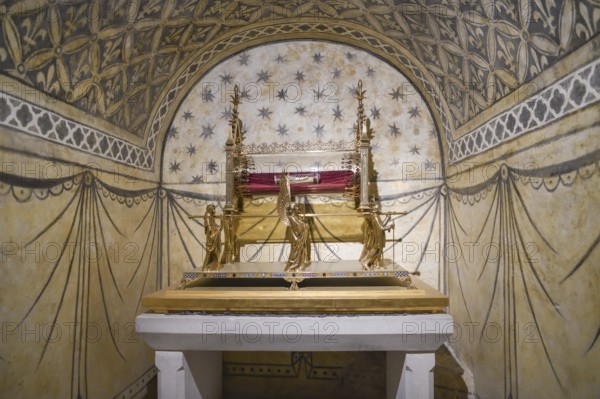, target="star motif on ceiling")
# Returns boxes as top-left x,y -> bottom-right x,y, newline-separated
370,106 -> 381,120
202,87 -> 215,102
295,105 -> 307,116
276,124 -> 289,136
257,69 -> 271,83
313,87 -> 326,101
366,67 -> 375,77
388,123 -> 400,137
389,87 -> 406,101
345,52 -> 355,60
258,107 -> 272,119
183,111 -> 194,121
191,175 -> 203,184
240,88 -> 251,100
186,144 -> 197,156
409,144 -> 420,155
169,160 -> 181,173
312,52 -> 323,63
220,73 -> 233,84
332,105 -> 343,121
277,88 -> 287,100
332,68 -> 342,79
424,159 -> 435,170
207,160 -> 219,174
314,122 -> 325,137
294,70 -> 305,82
391,158 -> 400,167
371,142 -> 380,152
347,85 -> 357,96
200,123 -> 215,139
275,54 -> 287,63
167,126 -> 178,140
221,105 -> 233,120
409,106 -> 421,118
238,53 -> 250,65
388,122 -> 400,137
